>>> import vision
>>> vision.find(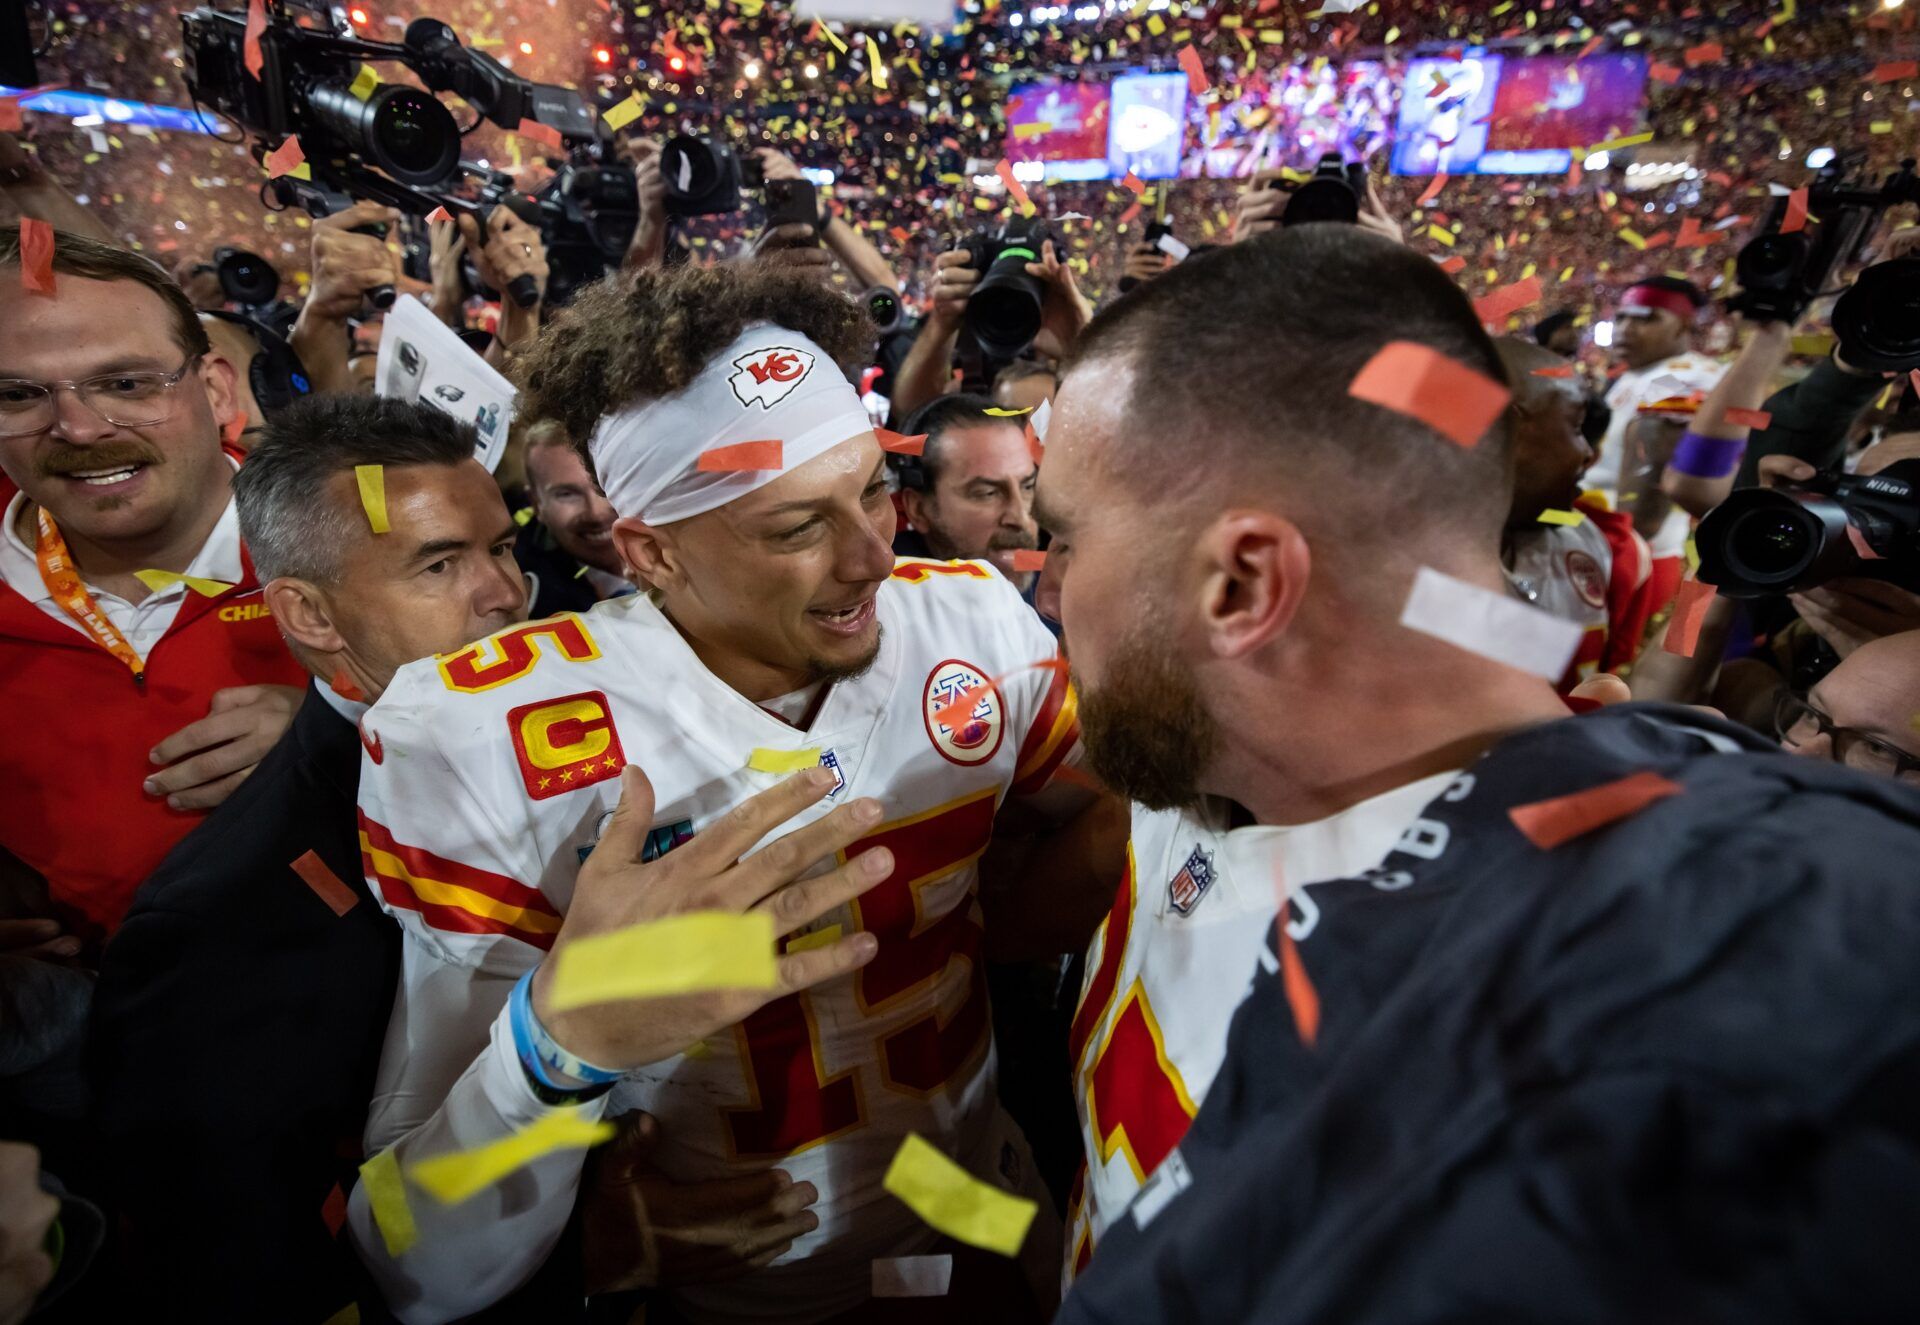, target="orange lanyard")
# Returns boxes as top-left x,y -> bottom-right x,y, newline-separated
33,506 -> 146,685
